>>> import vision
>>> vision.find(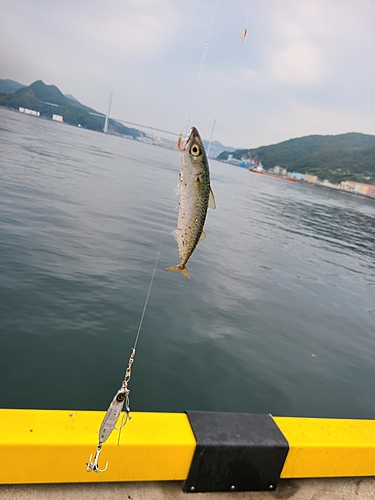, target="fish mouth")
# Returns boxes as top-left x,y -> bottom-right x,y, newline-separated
185,127 -> 200,146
